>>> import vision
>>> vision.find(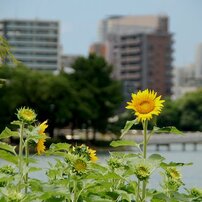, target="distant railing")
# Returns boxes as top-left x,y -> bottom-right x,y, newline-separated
124,131 -> 202,151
